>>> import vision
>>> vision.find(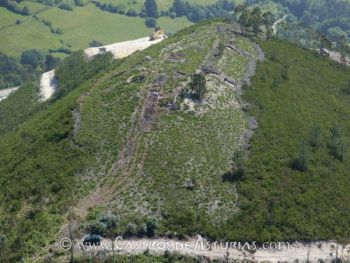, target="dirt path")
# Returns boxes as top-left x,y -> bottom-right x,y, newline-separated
0,86 -> 19,101
84,36 -> 165,59
73,237 -> 350,262
273,15 -> 287,35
